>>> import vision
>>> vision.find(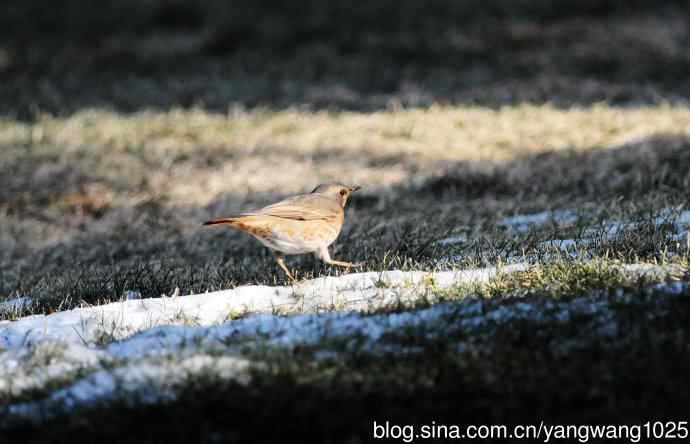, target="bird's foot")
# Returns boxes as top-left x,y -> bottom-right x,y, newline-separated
325,259 -> 365,269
